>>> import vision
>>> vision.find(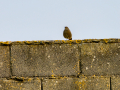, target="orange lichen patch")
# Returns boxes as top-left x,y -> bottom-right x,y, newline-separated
42,41 -> 45,44
51,70 -> 56,78
92,75 -> 96,77
51,75 -> 55,78
62,40 -> 65,43
29,40 -> 38,44
61,40 -> 73,44
25,41 -> 32,44
76,40 -> 82,43
33,40 -> 38,43
0,41 -> 4,44
55,40 -> 59,42
11,41 -> 24,45
0,41 -> 11,45
16,41 -> 22,43
107,84 -> 110,87
52,40 -> 56,44
38,40 -> 41,42
28,78 -> 32,82
63,76 -> 67,78
59,76 -> 63,79
75,79 -> 87,90
66,40 -> 73,44
82,39 -> 92,43
22,41 -> 26,43
103,39 -> 109,43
